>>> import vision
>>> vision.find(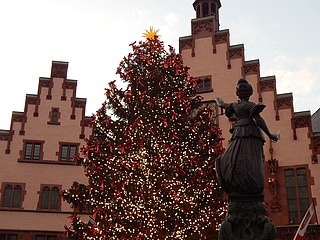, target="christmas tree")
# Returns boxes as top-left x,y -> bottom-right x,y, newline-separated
62,28 -> 226,239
